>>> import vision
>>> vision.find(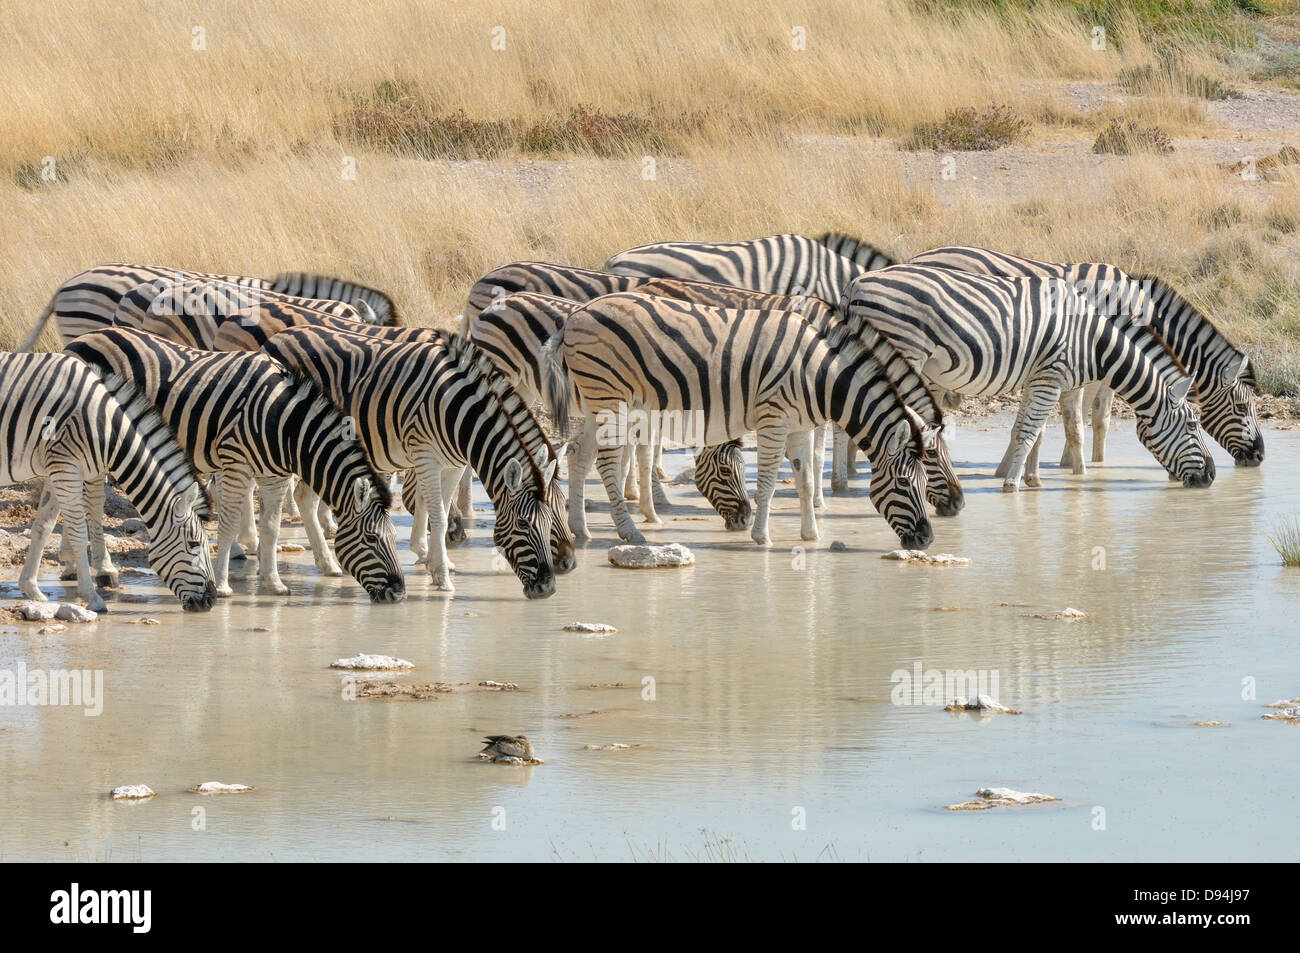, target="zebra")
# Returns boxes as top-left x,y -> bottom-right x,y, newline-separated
605,232 -> 895,306
257,325 -> 566,598
208,304 -> 575,572
623,276 -> 964,518
907,245 -> 1263,472
463,261 -> 654,324
63,328 -> 405,602
17,264 -> 398,350
465,290 -> 753,535
605,234 -> 897,487
541,292 -> 940,549
840,265 -> 1215,491
0,353 -> 215,612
